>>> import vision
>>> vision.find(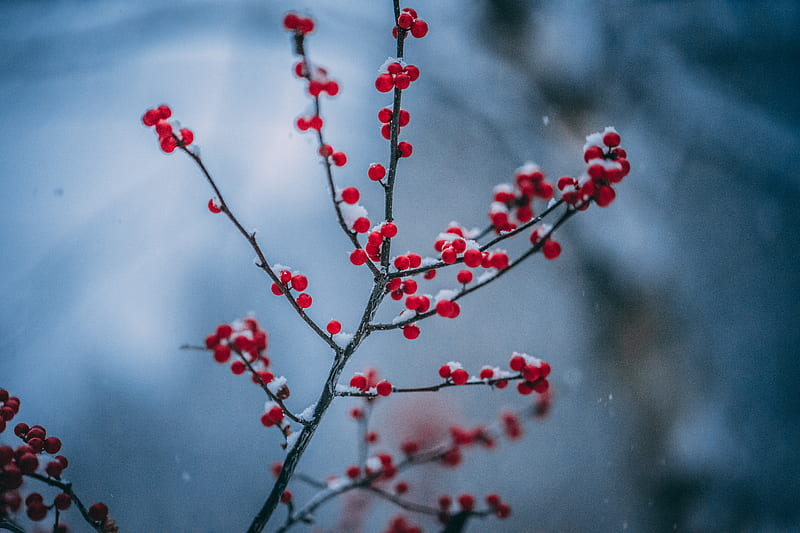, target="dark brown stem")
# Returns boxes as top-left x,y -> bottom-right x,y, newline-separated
336,373 -> 548,397
179,145 -> 342,354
